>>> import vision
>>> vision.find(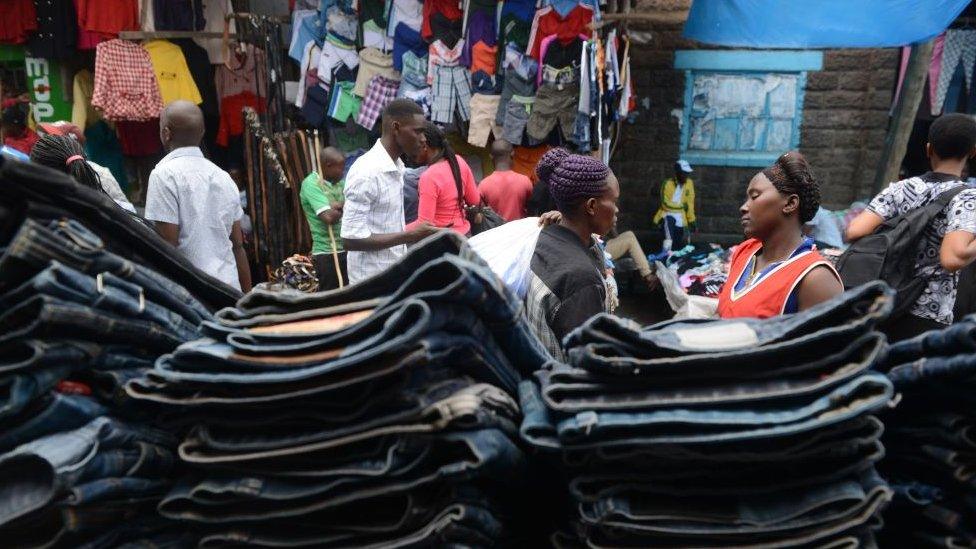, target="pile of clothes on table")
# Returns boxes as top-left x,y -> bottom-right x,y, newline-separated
126,232 -> 551,547
650,243 -> 730,298
875,319 -> 976,548
520,281 -> 897,547
0,157 -> 238,546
